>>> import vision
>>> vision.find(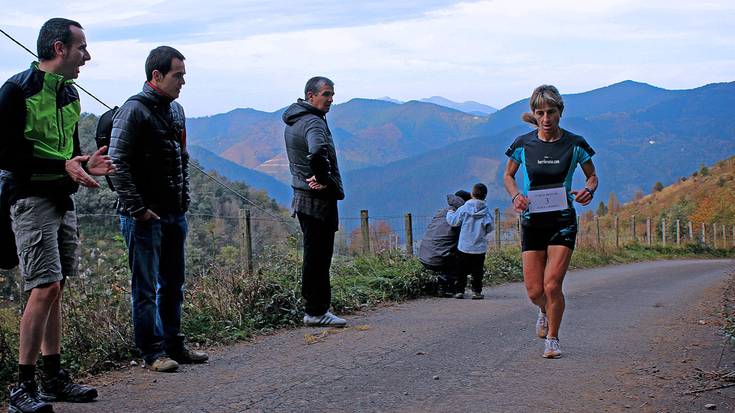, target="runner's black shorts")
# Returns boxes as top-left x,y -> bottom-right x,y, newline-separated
521,222 -> 577,251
